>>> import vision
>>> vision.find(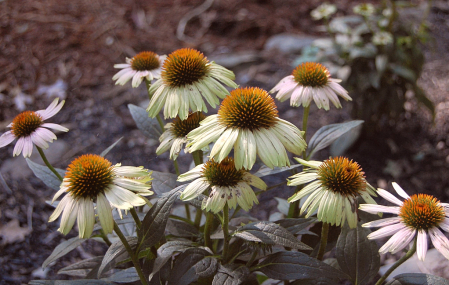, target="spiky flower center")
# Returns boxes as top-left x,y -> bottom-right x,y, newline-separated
399,194 -> 445,230
317,157 -> 366,197
65,154 -> 114,200
218,87 -> 278,131
292,62 -> 330,87
131,51 -> 160,71
172,112 -> 206,137
11,111 -> 43,138
202,157 -> 245,187
161,48 -> 209,87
